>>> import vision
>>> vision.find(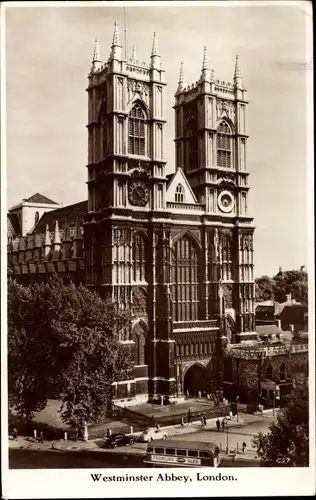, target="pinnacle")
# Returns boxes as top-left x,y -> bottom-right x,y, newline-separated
131,45 -> 136,64
44,224 -> 51,246
92,37 -> 101,62
202,46 -> 208,70
177,61 -> 184,91
151,32 -> 160,57
112,21 -> 121,47
234,54 -> 242,78
53,220 -> 61,245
